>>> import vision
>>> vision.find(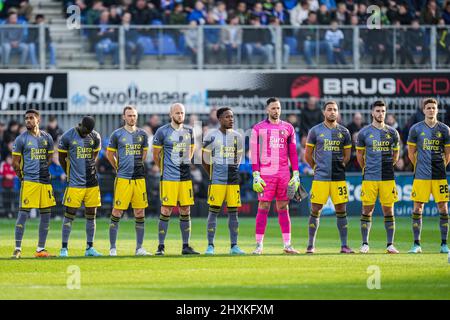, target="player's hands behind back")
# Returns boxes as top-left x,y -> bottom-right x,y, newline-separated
252,171 -> 266,193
